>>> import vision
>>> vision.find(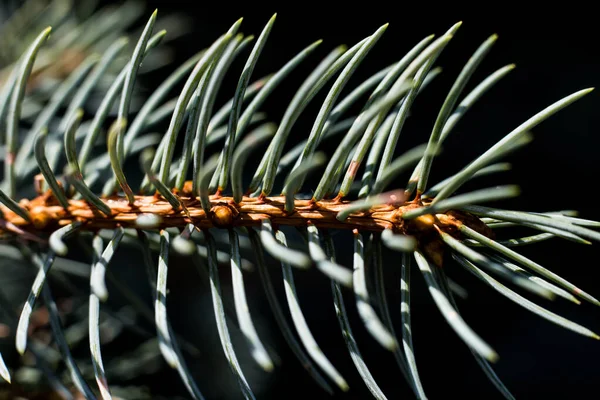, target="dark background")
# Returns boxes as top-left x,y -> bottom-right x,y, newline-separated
5,1 -> 600,399
131,2 -> 600,400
